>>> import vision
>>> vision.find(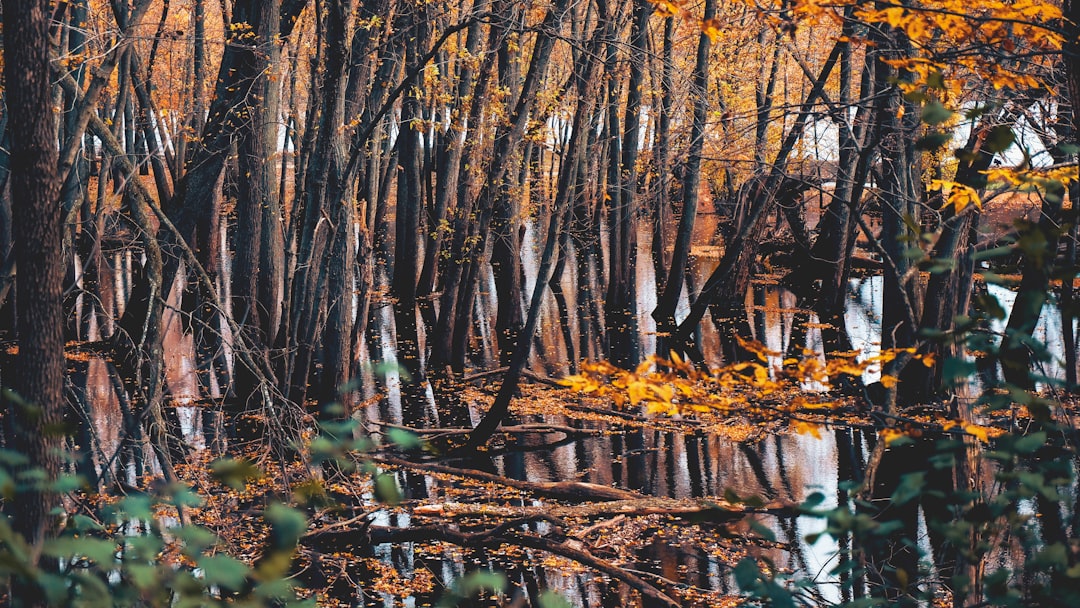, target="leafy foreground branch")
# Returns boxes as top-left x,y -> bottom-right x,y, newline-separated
0,405 -> 779,607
